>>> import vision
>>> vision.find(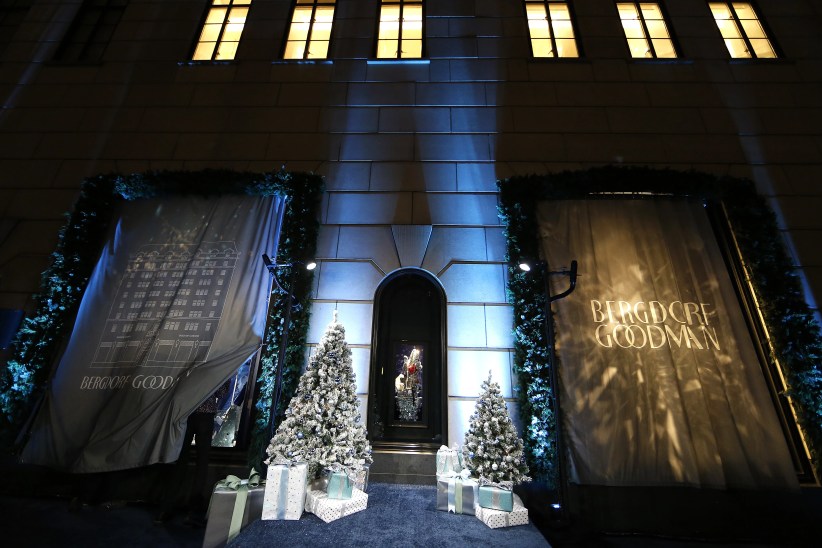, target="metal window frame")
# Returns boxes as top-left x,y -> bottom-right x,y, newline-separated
53,0 -> 128,63
190,0 -> 252,62
281,0 -> 337,60
374,0 -> 426,59
709,1 -> 778,59
523,0 -> 582,59
616,2 -> 679,59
